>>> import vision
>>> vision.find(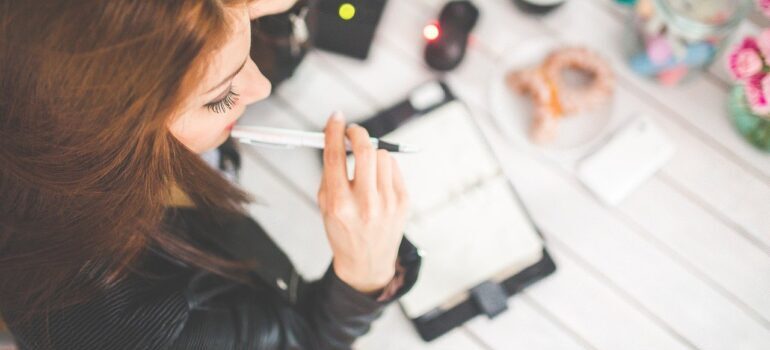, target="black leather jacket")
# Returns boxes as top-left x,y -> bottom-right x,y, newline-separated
6,207 -> 422,349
